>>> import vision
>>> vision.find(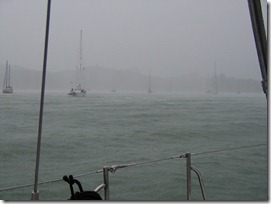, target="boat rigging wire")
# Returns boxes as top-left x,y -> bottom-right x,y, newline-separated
191,143 -> 266,157
0,143 -> 265,193
31,0 -> 51,200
